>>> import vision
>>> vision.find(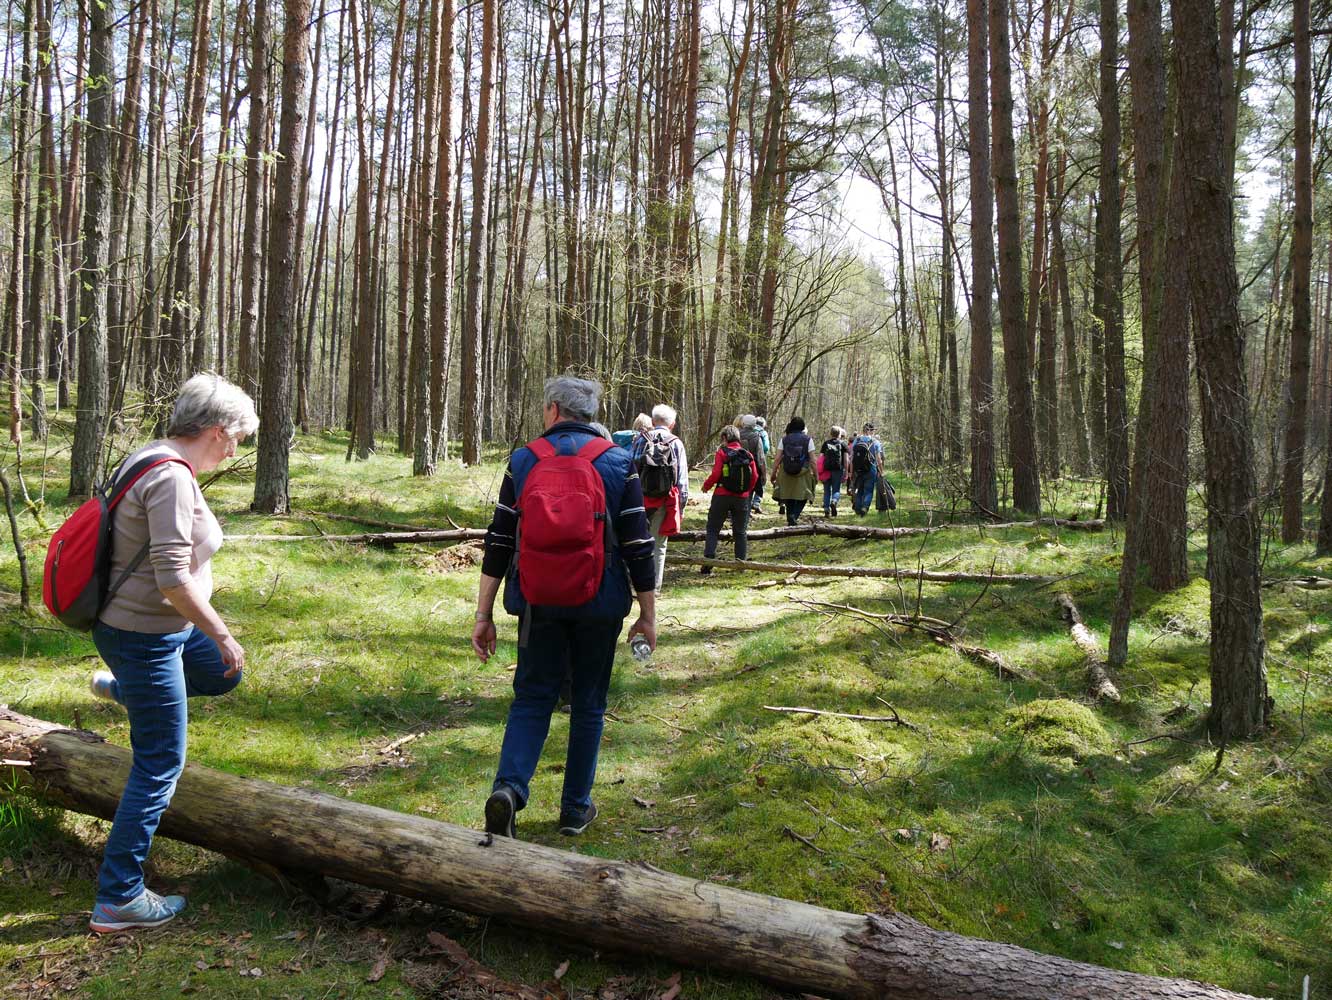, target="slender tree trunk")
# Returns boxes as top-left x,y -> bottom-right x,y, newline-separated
429,0 -> 456,464
1281,0 -> 1313,543
989,0 -> 1040,512
69,0 -> 114,497
1171,0 -> 1269,741
461,0 -> 498,465
7,0 -> 34,447
967,0 -> 997,514
252,0 -> 313,512
237,0 -> 270,398
1098,0 -> 1128,521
